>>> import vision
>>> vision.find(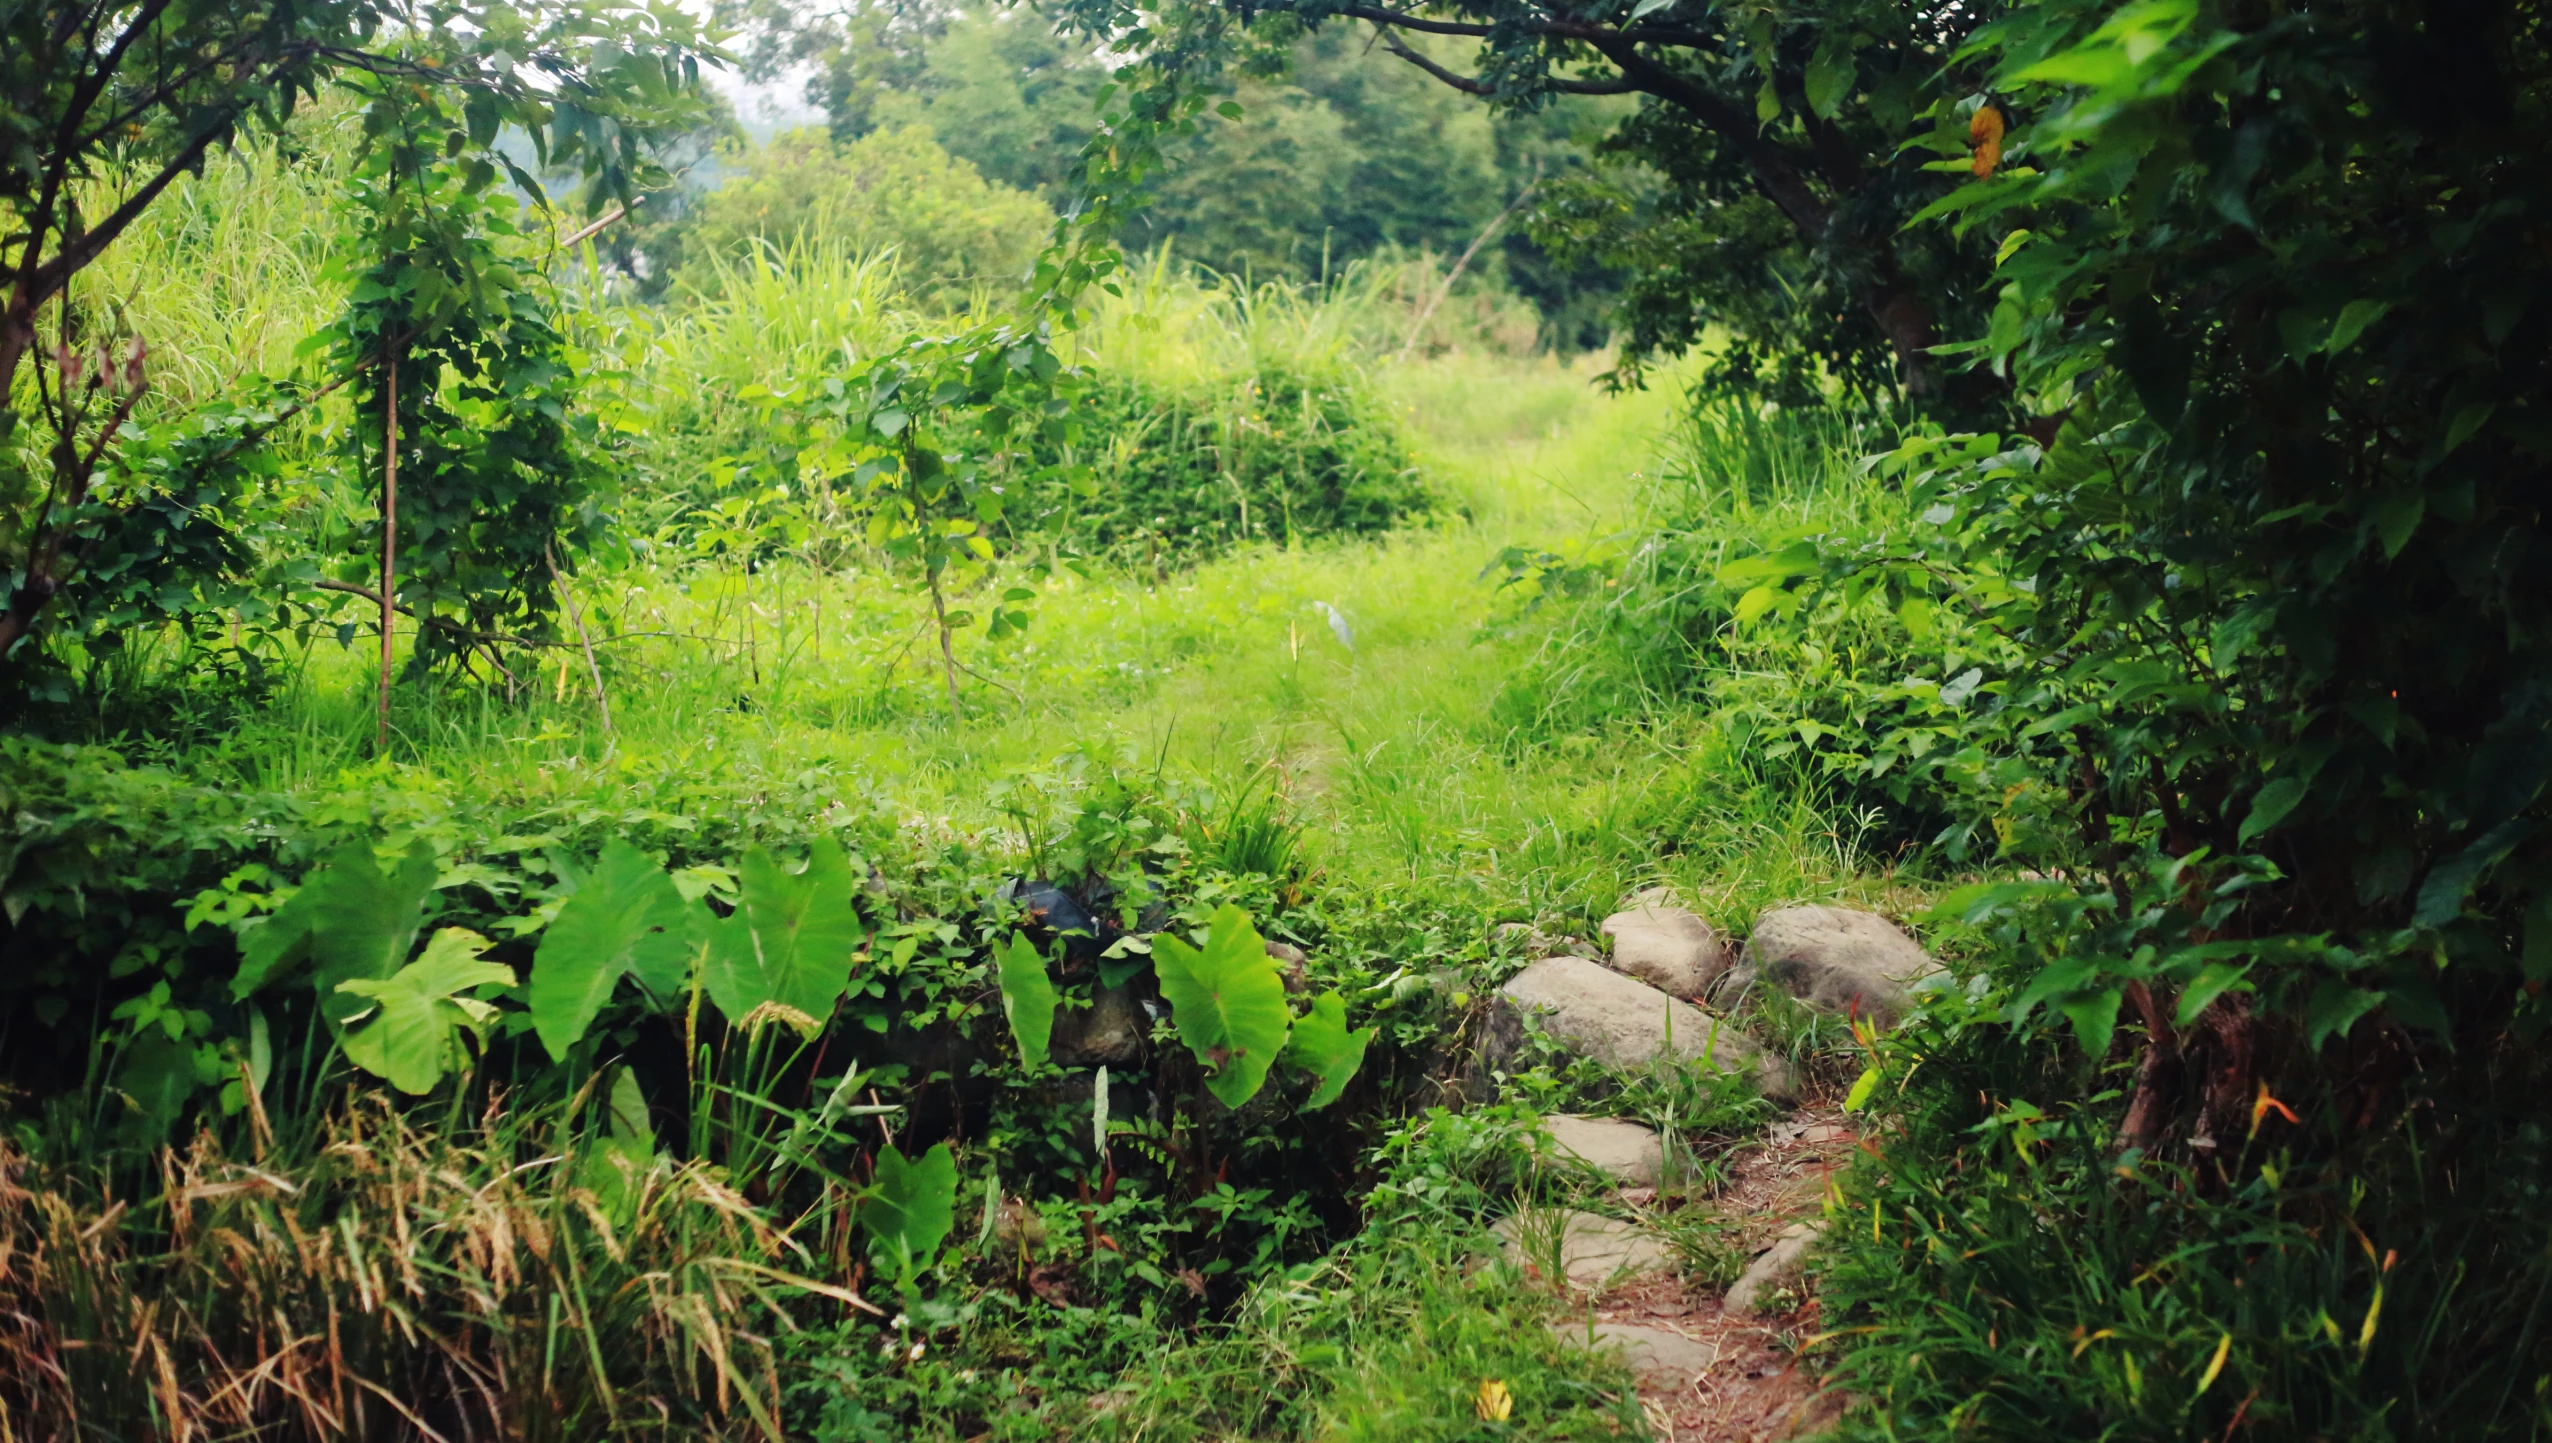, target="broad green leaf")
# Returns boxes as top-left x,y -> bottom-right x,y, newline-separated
1842,1064 -> 1884,1113
2174,962 -> 2251,1026
234,838 -> 438,1021
2325,299 -> 2389,354
2061,985 -> 2123,1059
700,840 -> 866,1036
1733,584 -> 1780,625
2304,979 -> 2385,1051
606,1067 -> 653,1144
2237,776 -> 2306,845
2524,894 -> 2552,983
1803,39 -> 1854,120
529,839 -> 695,1061
862,1141 -> 958,1288
1278,990 -> 1373,1110
583,1068 -> 658,1209
336,929 -> 516,1095
995,932 -> 1059,1071
2413,817 -> 2534,927
1152,904 -> 1291,1109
